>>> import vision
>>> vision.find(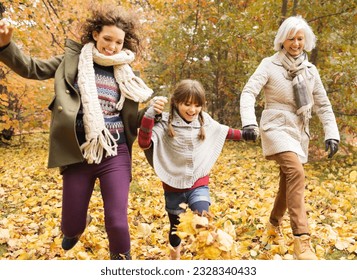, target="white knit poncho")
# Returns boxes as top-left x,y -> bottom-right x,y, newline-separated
150,111 -> 229,189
